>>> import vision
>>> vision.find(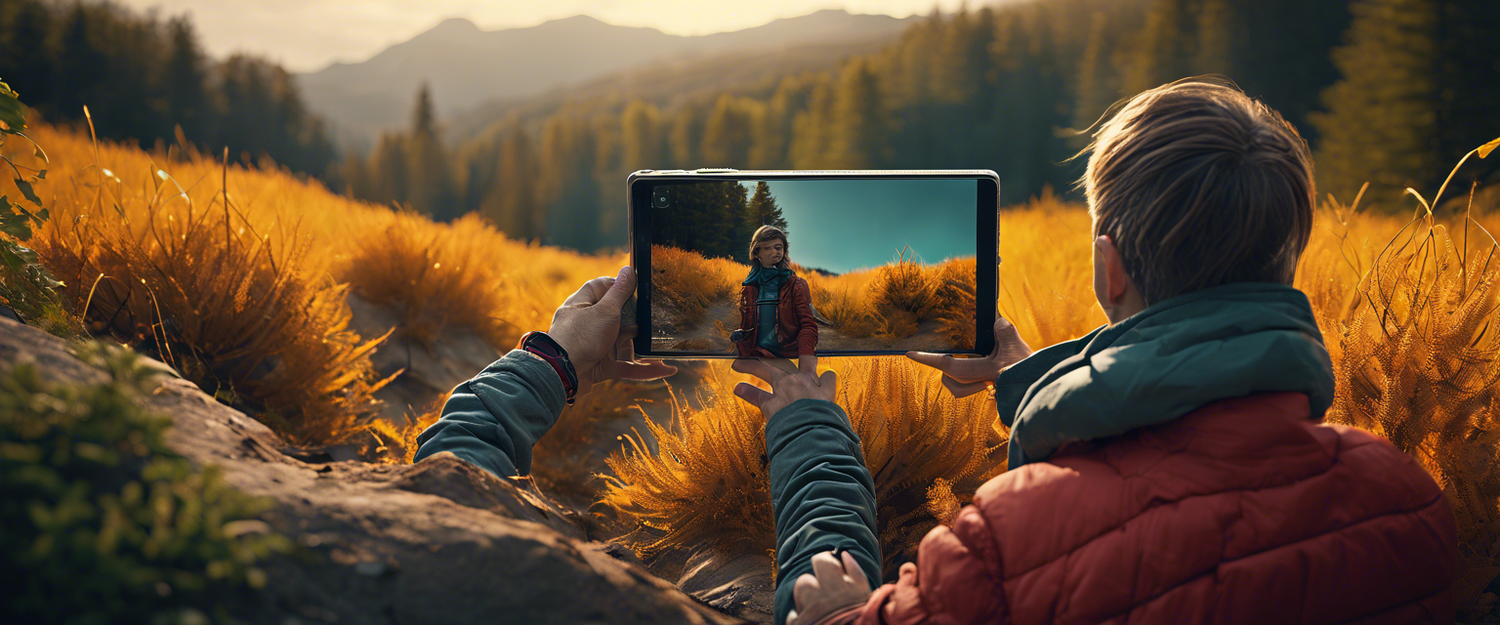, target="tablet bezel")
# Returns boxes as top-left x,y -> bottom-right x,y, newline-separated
628,170 -> 998,358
